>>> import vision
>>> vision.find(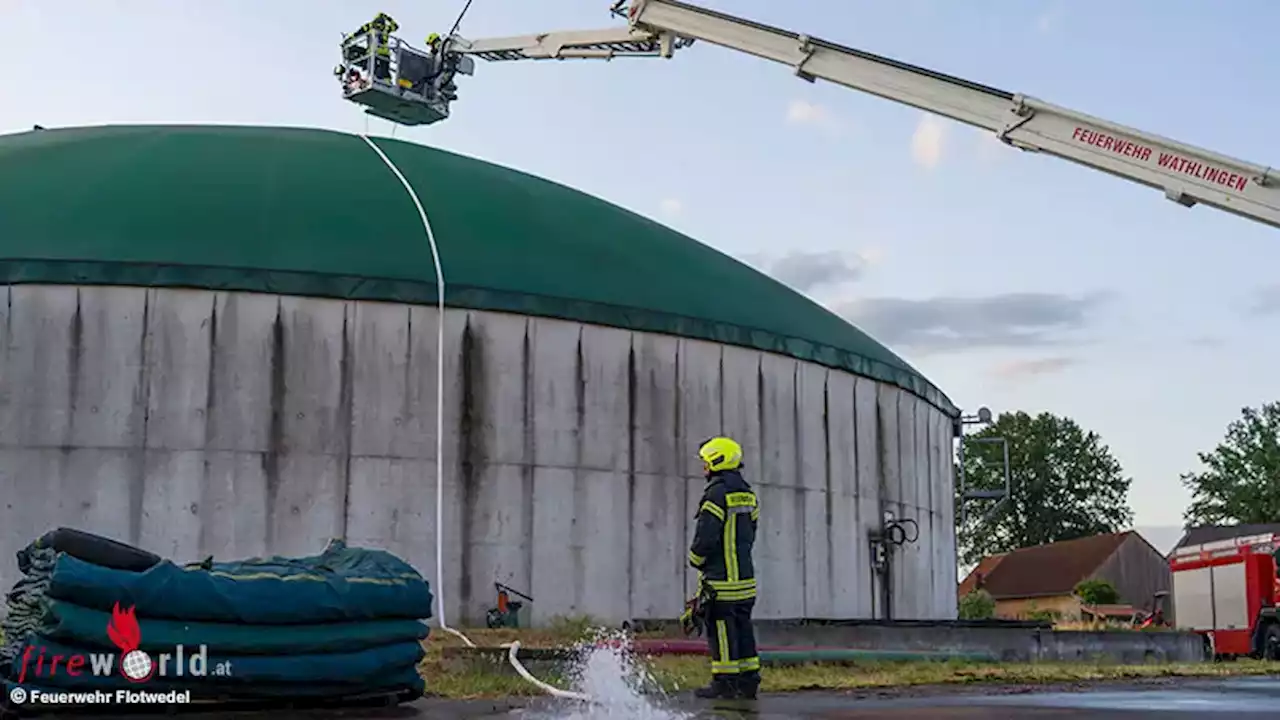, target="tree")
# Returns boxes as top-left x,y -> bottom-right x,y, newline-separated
956,411 -> 1133,565
1182,401 -> 1280,527
958,589 -> 996,620
1074,578 -> 1120,605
